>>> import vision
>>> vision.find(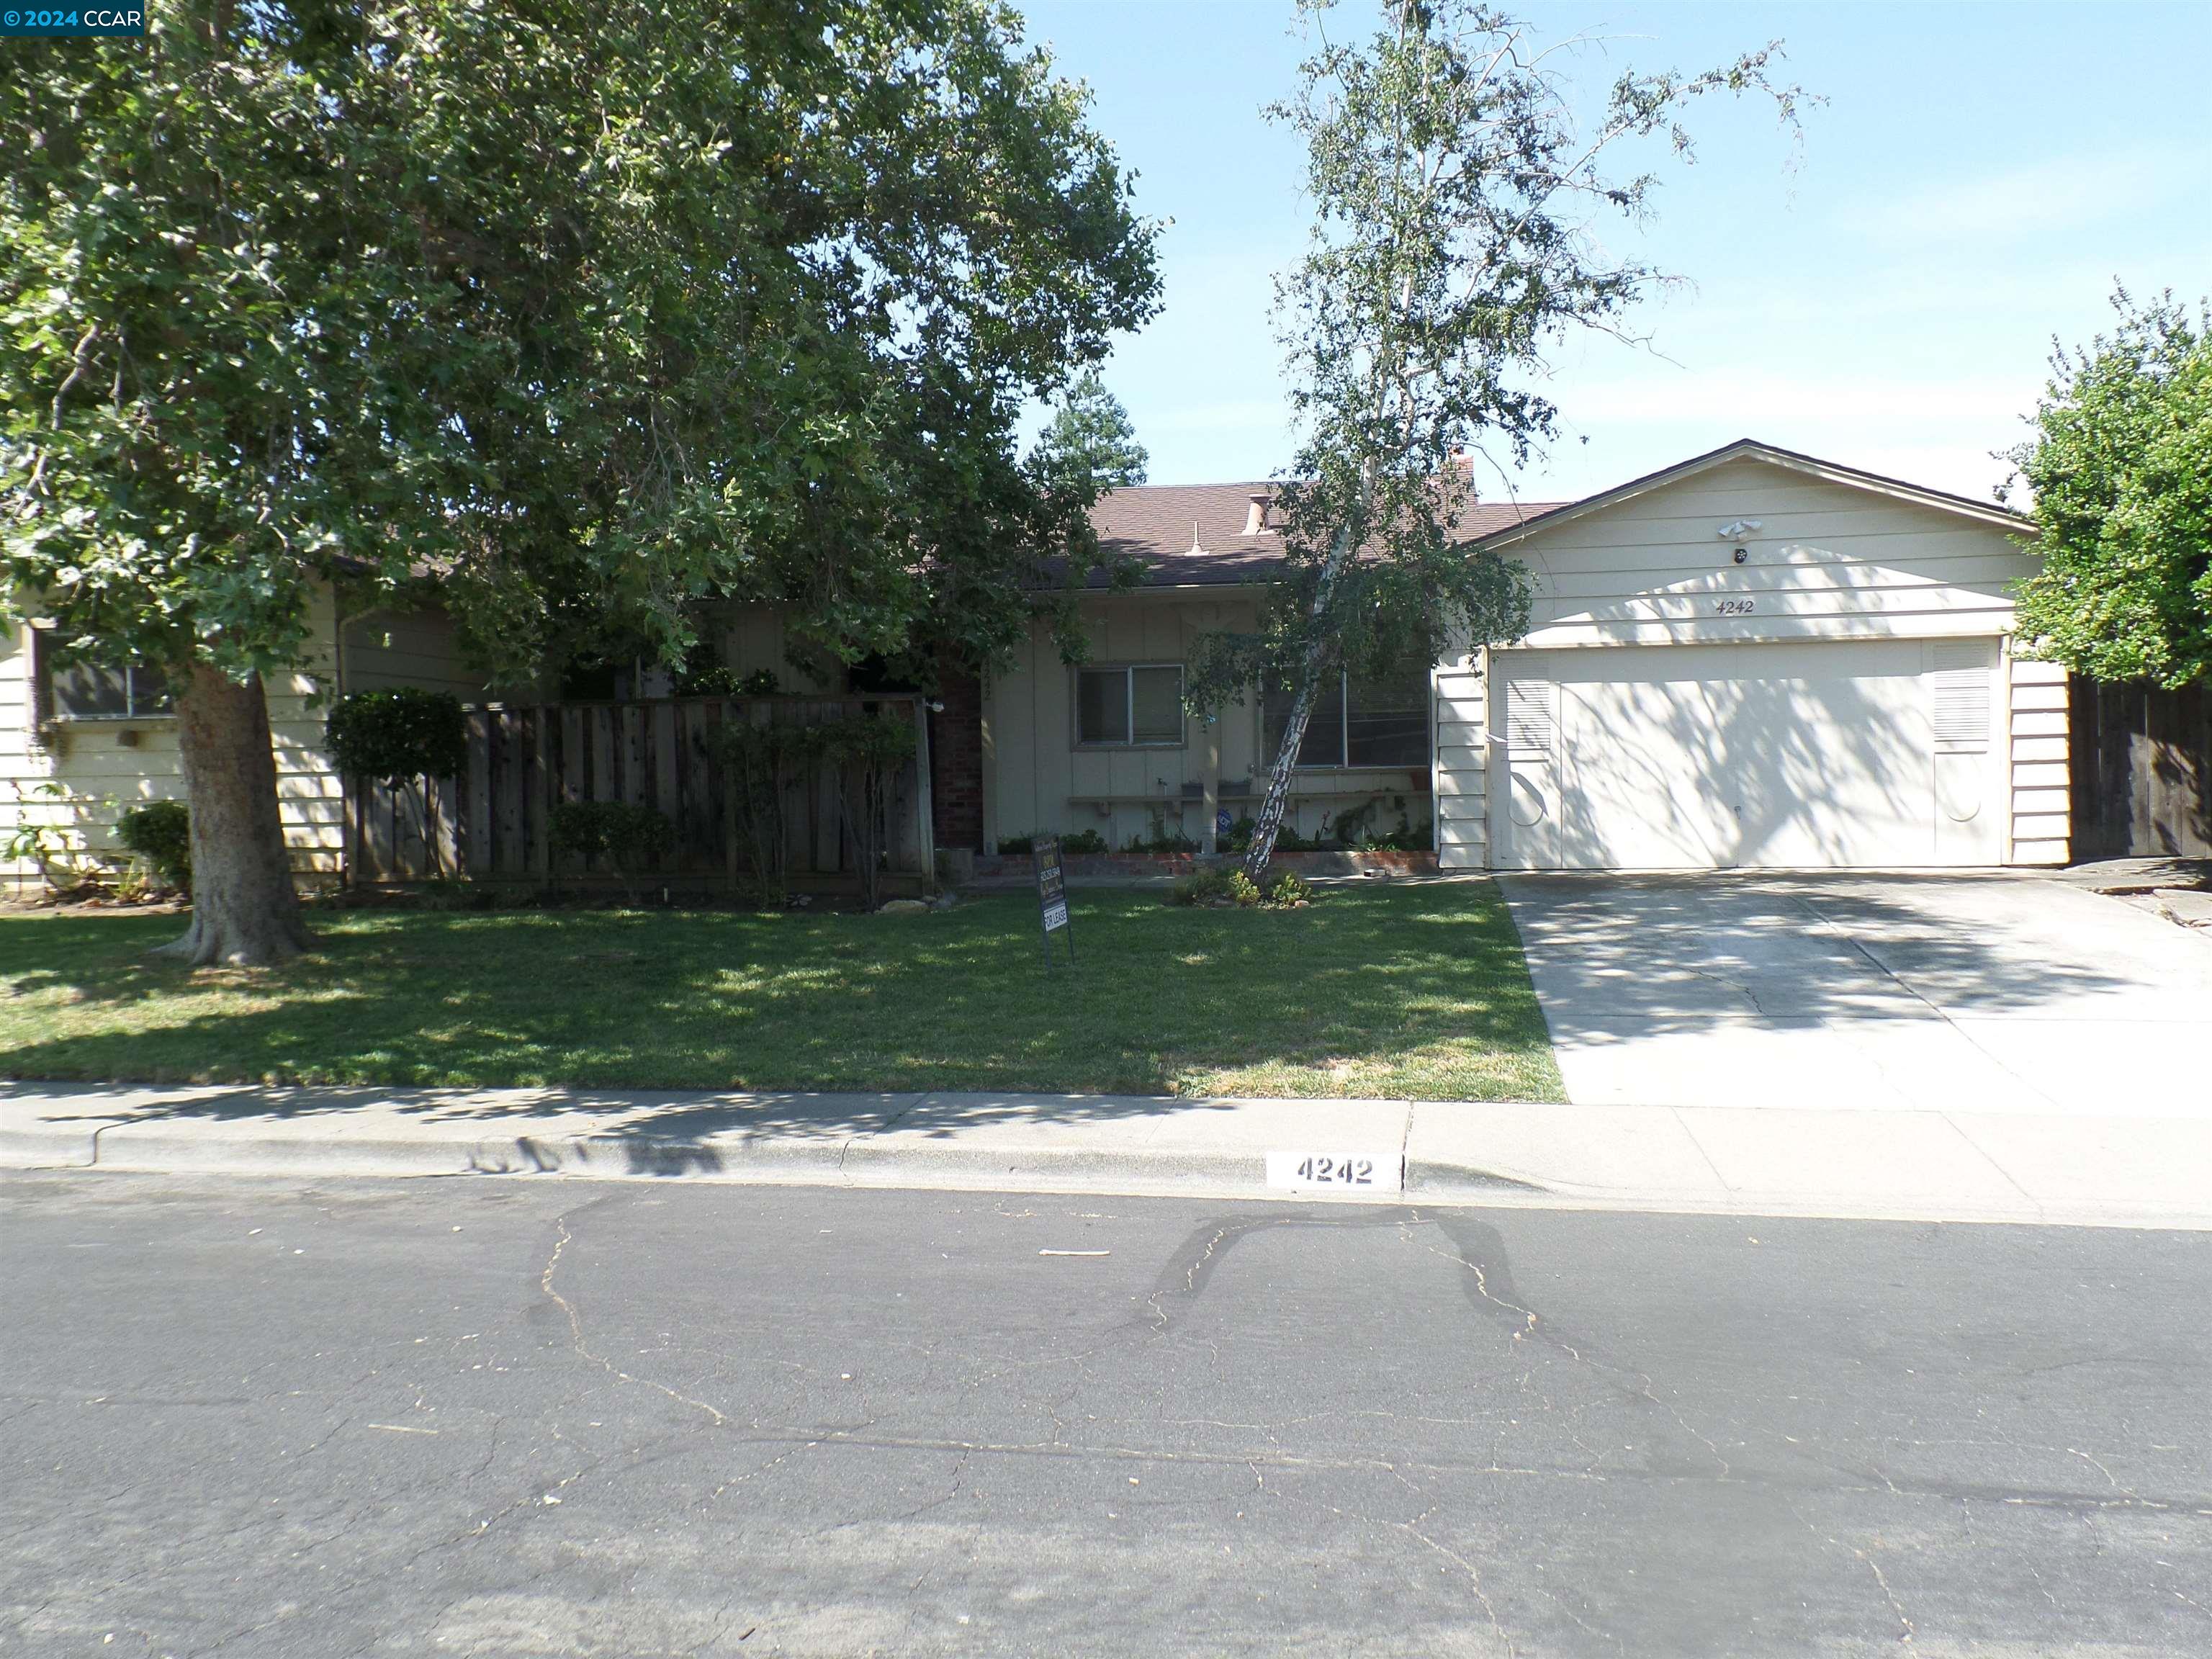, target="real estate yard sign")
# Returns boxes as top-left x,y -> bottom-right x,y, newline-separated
1034,835 -> 1074,967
